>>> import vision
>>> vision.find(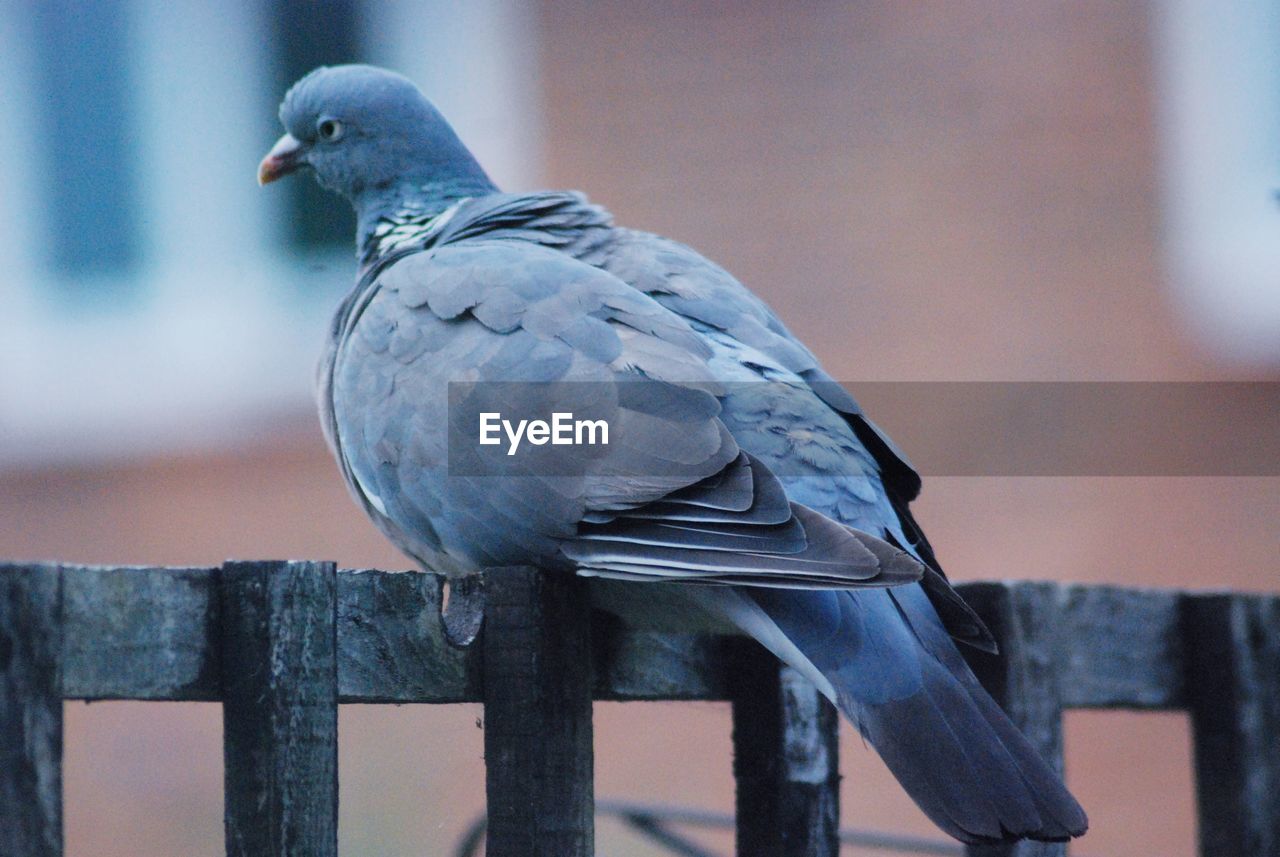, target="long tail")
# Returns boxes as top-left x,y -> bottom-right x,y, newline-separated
691,582 -> 1088,844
